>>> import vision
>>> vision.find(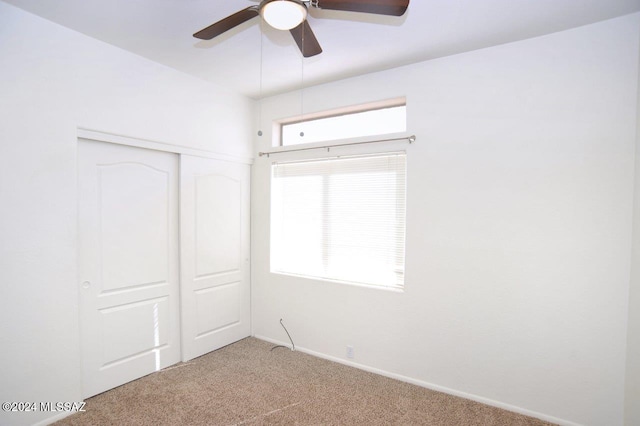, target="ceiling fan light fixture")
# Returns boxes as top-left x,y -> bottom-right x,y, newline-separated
261,0 -> 308,31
